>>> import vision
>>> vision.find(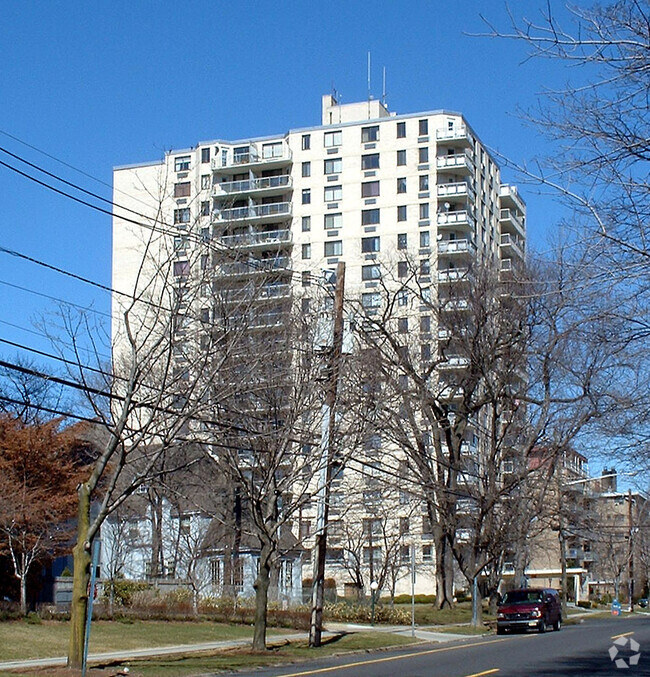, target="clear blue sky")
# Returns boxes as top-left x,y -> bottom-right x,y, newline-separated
0,1 -> 575,363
